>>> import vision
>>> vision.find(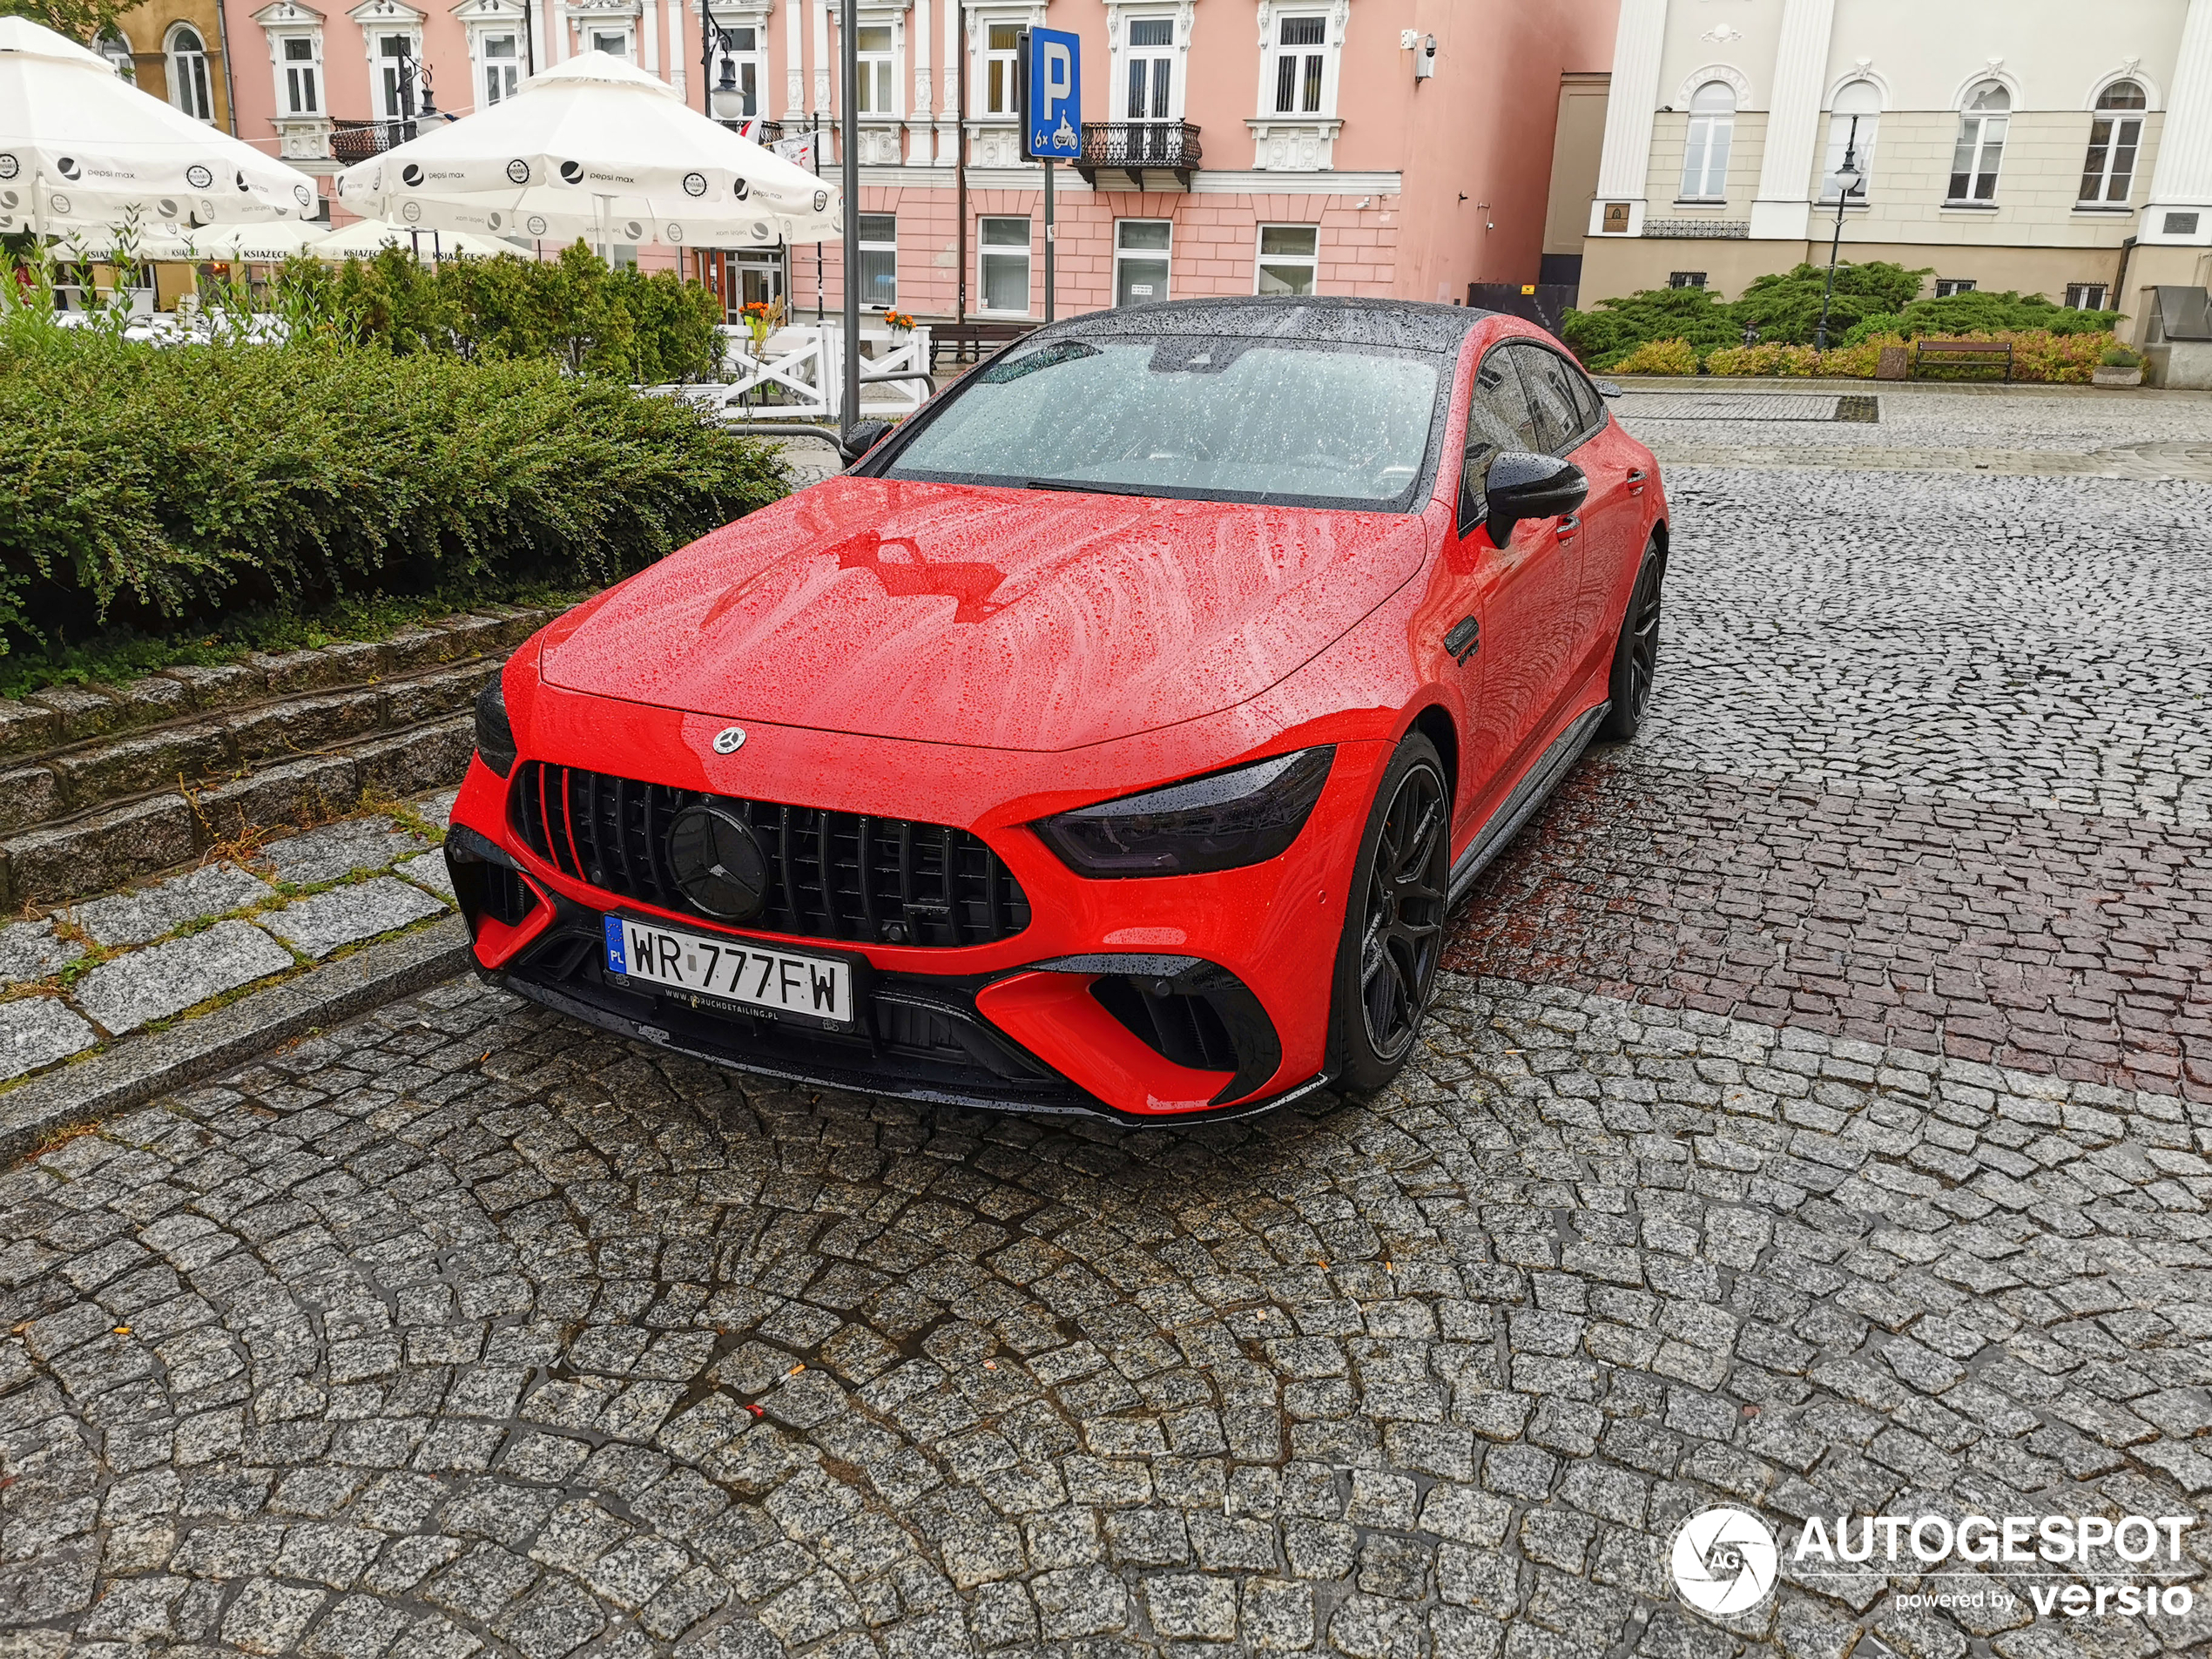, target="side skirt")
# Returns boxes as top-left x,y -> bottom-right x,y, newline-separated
1446,701 -> 1610,907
